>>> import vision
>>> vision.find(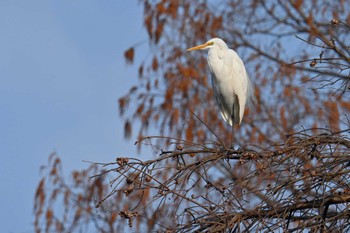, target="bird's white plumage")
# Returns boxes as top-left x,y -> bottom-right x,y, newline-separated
187,38 -> 254,127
